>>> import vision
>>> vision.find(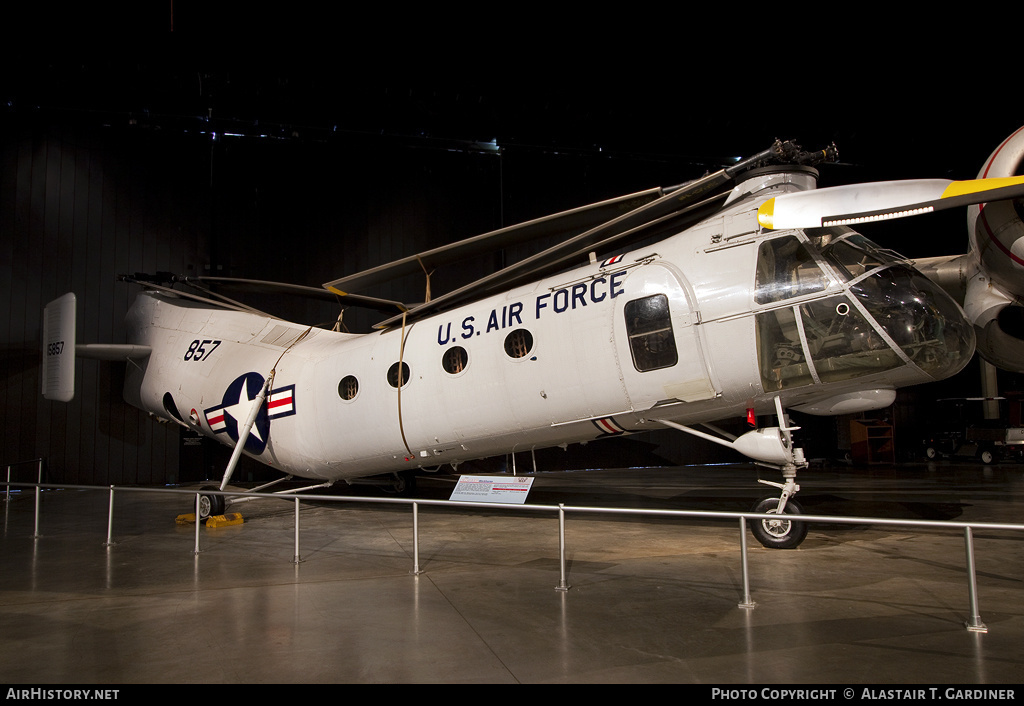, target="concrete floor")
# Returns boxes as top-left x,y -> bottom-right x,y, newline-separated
2,461 -> 1023,684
